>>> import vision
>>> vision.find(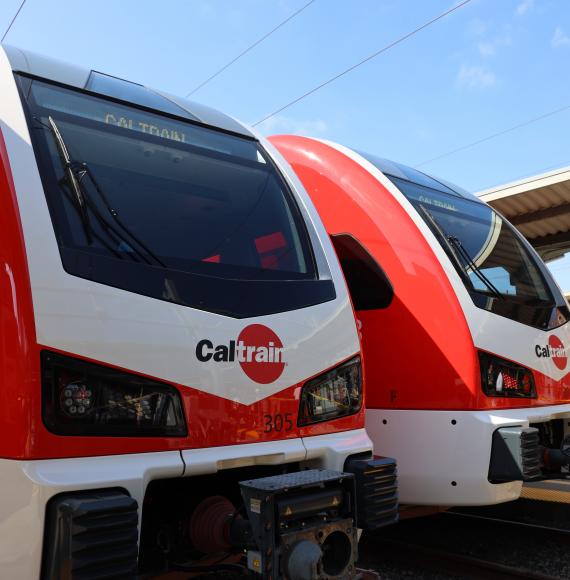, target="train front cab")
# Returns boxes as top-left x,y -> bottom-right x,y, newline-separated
0,46 -> 398,579
269,134 -> 570,508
